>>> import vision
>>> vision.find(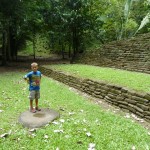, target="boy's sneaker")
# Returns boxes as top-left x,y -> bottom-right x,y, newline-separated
30,108 -> 36,113
35,107 -> 41,111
